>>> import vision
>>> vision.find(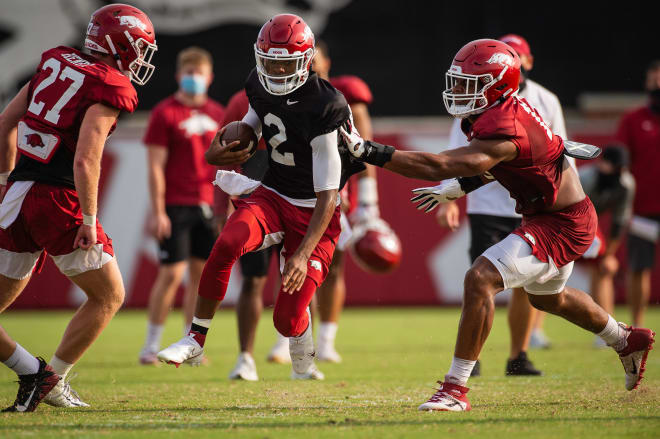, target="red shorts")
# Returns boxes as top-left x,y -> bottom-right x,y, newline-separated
0,182 -> 113,279
513,197 -> 597,268
233,186 -> 341,286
